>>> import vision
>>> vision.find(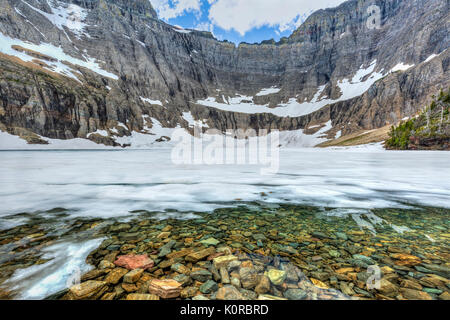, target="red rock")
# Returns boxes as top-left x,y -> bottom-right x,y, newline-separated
114,254 -> 154,270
